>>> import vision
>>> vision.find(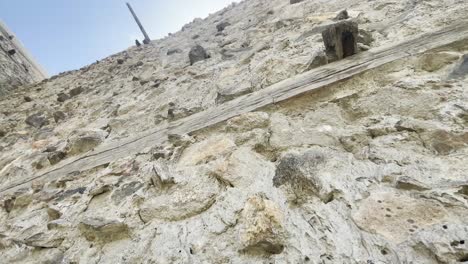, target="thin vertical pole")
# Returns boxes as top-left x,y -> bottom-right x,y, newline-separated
126,2 -> 151,43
